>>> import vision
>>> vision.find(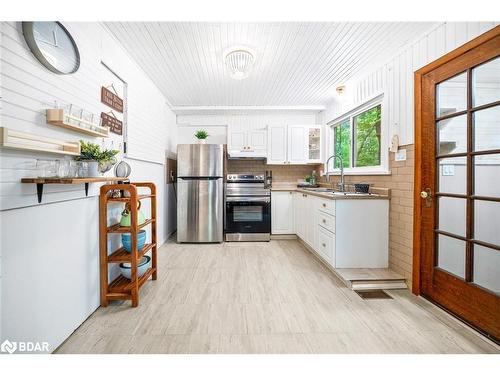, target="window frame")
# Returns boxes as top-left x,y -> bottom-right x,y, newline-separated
326,94 -> 390,175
